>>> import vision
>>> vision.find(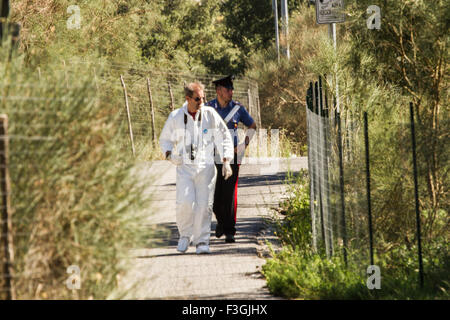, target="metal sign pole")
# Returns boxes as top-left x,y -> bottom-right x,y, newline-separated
272,0 -> 280,63
281,0 -> 290,59
328,22 -> 340,113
